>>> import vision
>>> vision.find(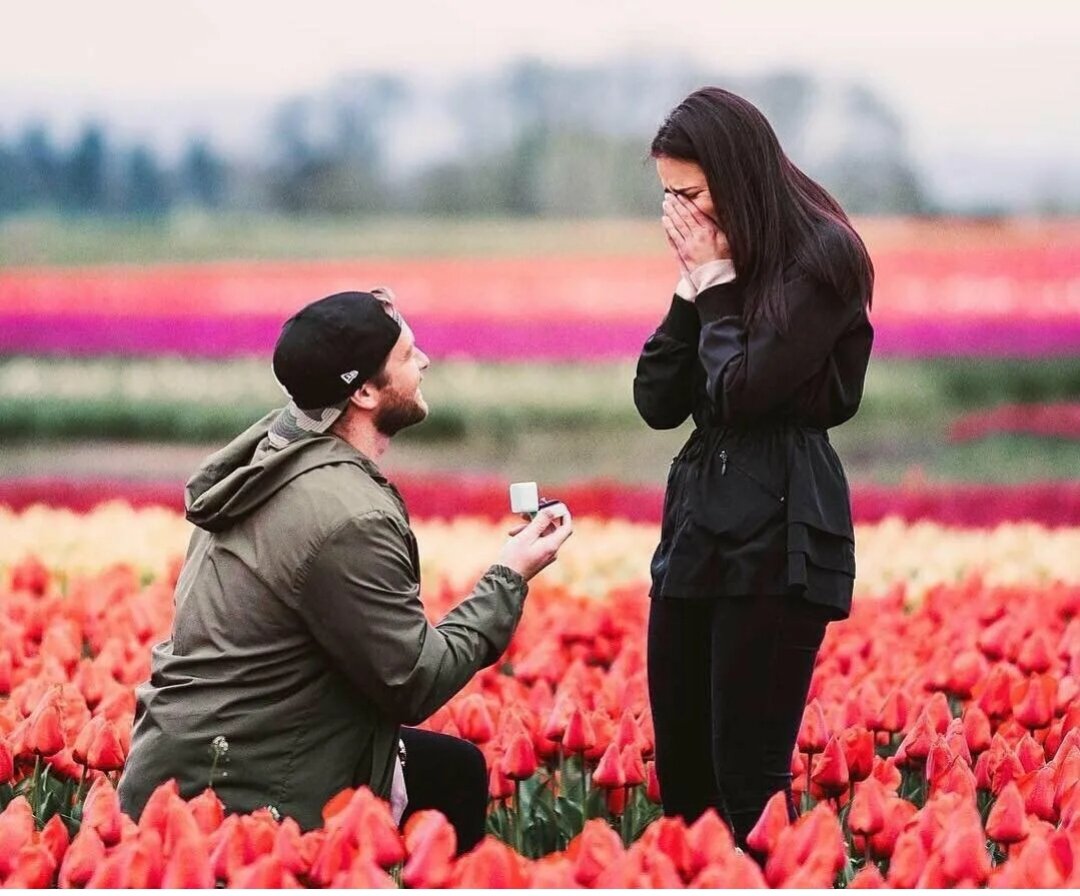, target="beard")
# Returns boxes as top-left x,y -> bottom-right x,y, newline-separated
374,387 -> 428,437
